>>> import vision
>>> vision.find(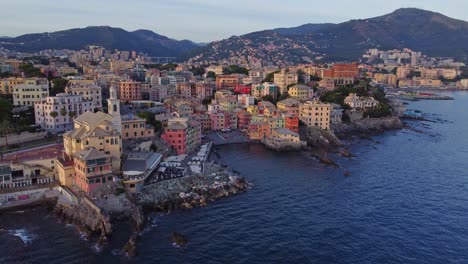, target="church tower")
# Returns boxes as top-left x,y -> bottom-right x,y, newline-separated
107,84 -> 122,134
